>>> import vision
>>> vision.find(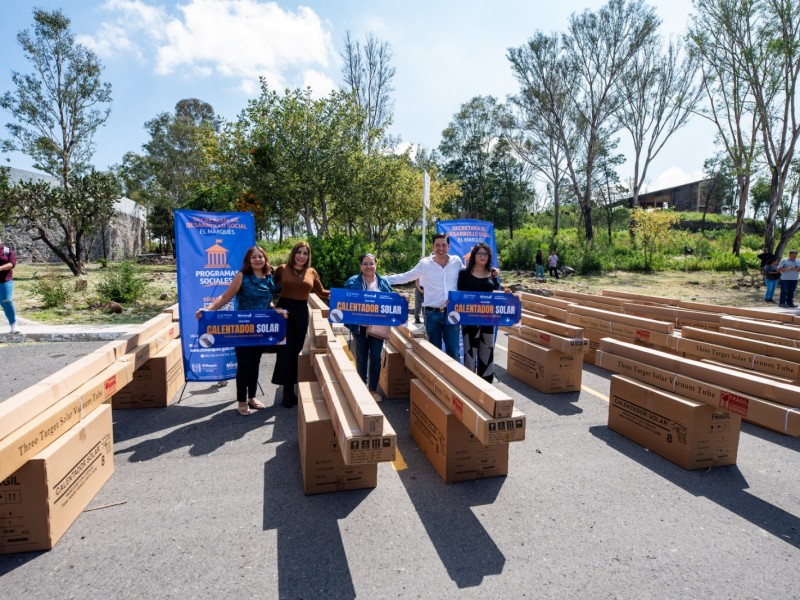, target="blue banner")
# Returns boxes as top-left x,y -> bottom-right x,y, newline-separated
328,288 -> 408,326
437,219 -> 498,268
197,310 -> 287,348
174,209 -> 255,381
446,291 -> 522,327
